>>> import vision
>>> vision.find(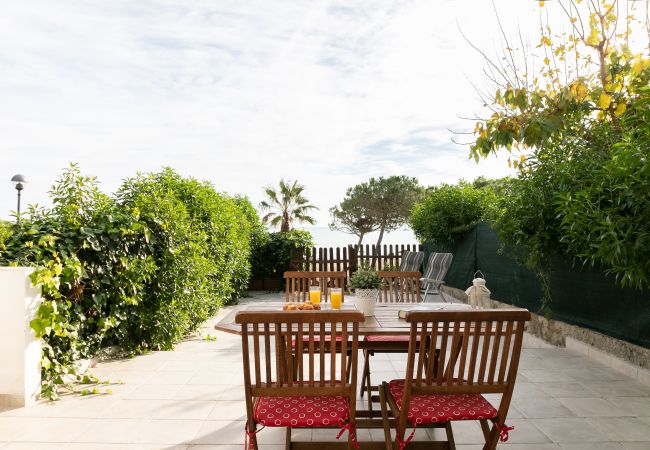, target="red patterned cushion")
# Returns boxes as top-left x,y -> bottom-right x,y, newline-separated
388,379 -> 497,425
254,395 -> 350,427
364,335 -> 411,342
